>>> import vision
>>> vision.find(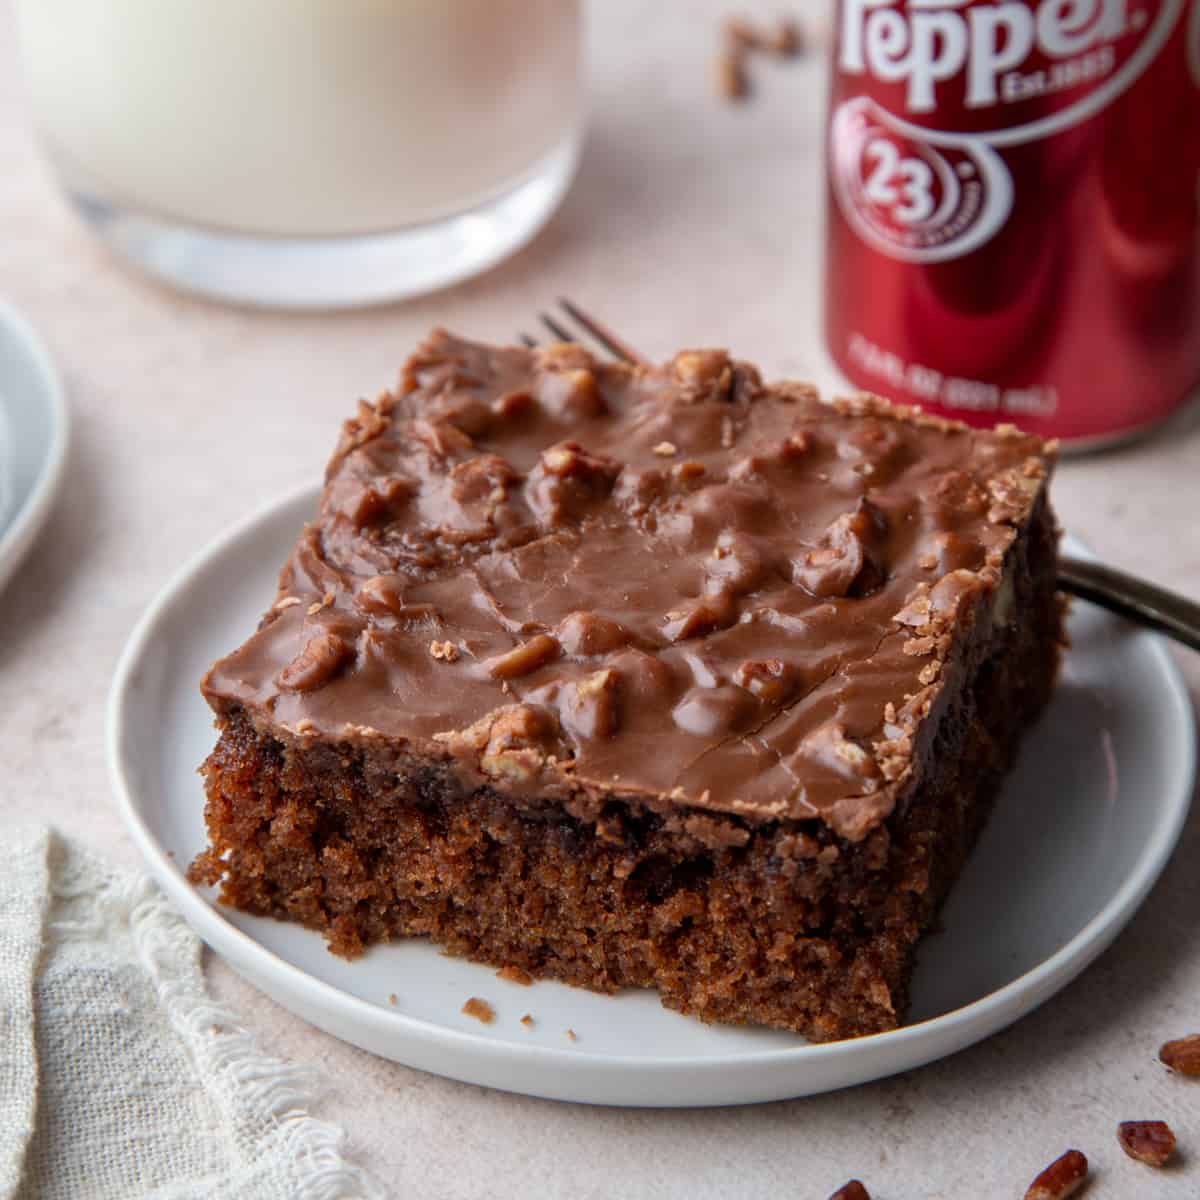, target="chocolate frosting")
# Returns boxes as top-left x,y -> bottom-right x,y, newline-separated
203,331 -> 1055,841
